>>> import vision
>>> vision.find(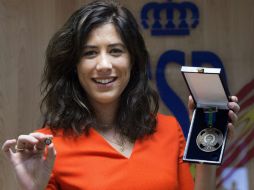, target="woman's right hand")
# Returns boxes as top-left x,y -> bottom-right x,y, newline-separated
1,132 -> 56,190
